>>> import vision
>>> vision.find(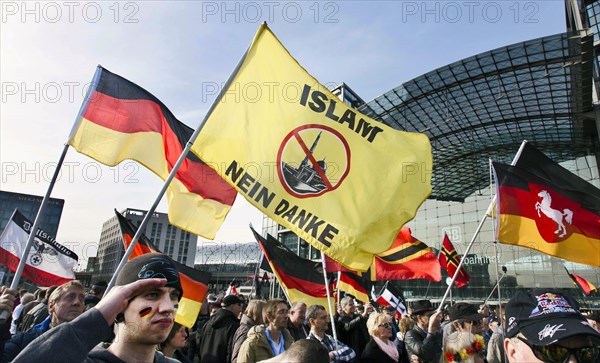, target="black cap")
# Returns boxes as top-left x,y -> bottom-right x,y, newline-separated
221,294 -> 244,307
505,289 -> 600,345
115,253 -> 182,299
412,300 -> 435,315
448,303 -> 485,322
